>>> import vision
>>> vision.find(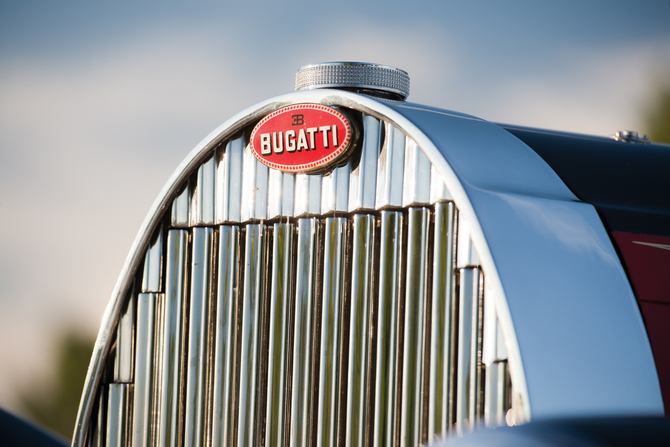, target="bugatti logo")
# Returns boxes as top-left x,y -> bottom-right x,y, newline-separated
250,104 -> 353,172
